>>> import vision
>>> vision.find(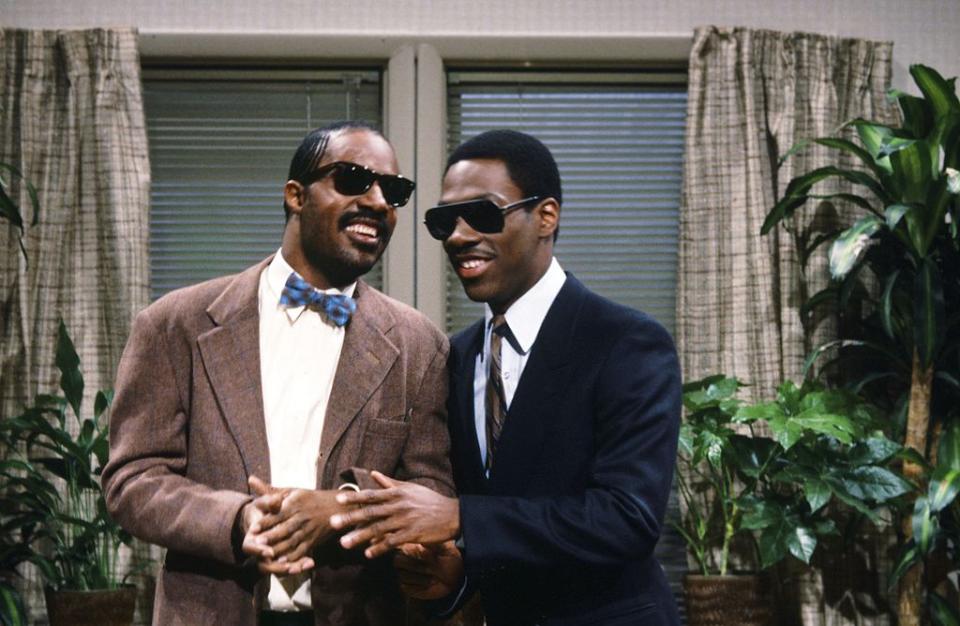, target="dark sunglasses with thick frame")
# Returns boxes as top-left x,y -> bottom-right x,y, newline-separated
299,161 -> 416,208
423,196 -> 542,240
